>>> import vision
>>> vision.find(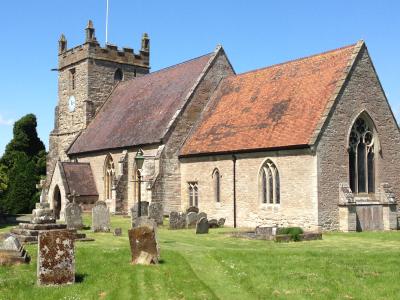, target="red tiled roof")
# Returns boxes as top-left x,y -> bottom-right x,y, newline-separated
61,162 -> 98,196
68,52 -> 215,154
181,43 -> 359,156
